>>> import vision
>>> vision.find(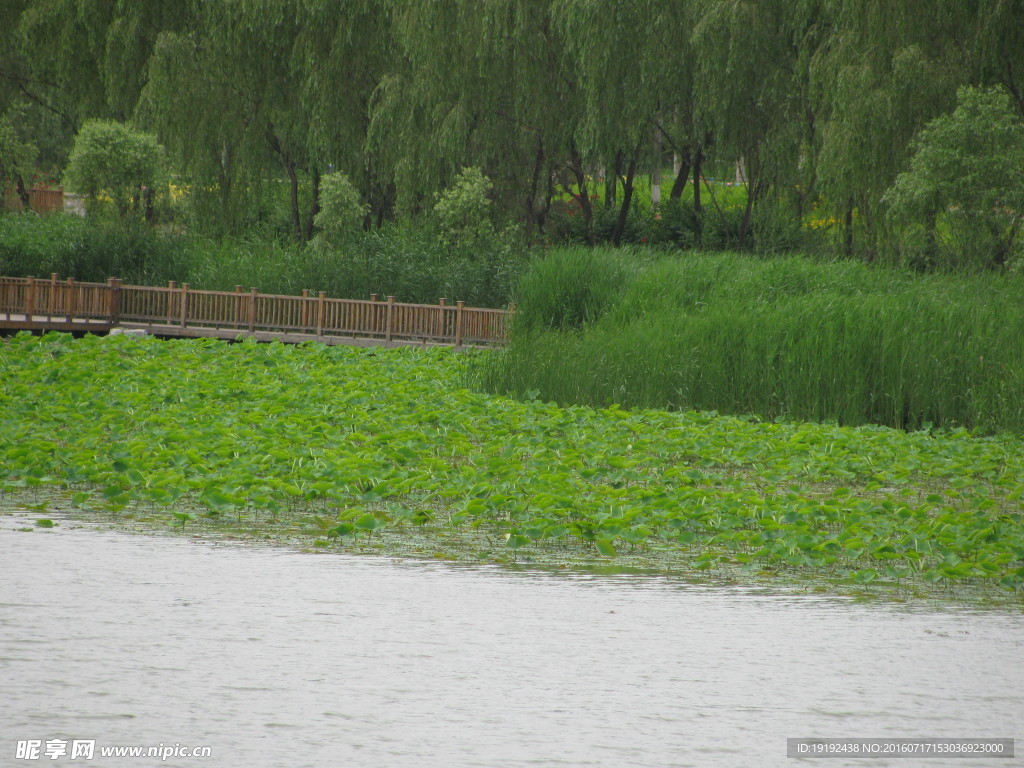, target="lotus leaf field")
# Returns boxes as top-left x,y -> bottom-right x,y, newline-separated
2,332 -> 1023,598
